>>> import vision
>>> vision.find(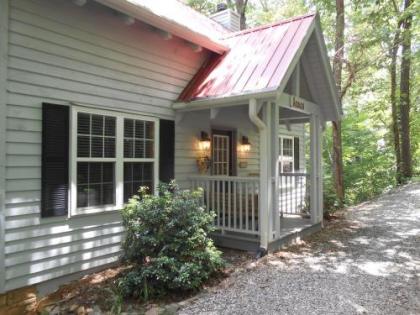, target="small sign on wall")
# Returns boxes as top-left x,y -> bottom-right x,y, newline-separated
290,96 -> 305,110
